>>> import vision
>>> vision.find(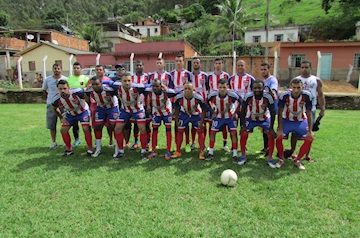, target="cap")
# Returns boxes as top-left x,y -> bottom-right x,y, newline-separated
115,64 -> 126,70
